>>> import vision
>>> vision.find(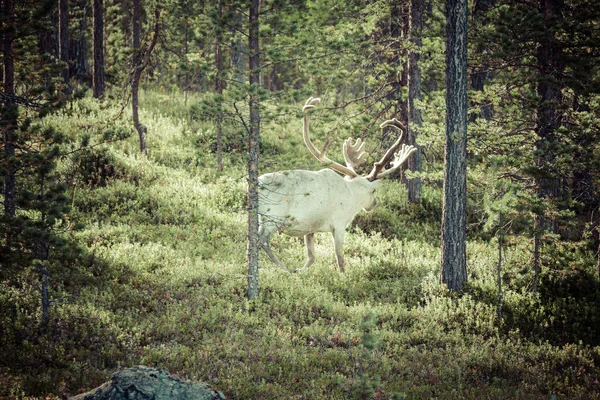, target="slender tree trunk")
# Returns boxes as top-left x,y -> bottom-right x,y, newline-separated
383,0 -> 407,156
440,0 -> 468,291
2,0 -> 16,219
131,0 -> 144,153
532,0 -> 564,289
532,216 -> 541,294
59,0 -> 70,89
93,0 -> 105,98
497,212 -> 503,316
535,0 -> 563,218
399,2 -> 409,125
247,0 -> 260,301
131,4 -> 159,155
405,0 -> 424,202
215,0 -> 224,172
74,0 -> 90,80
